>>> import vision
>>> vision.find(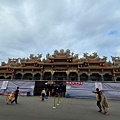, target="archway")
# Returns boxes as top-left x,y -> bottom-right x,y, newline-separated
90,73 -> 101,81
0,76 -> 5,79
103,74 -> 112,81
53,72 -> 67,80
15,73 -> 22,80
23,73 -> 33,80
69,72 -> 78,81
80,73 -> 88,81
116,77 -> 120,81
43,72 -> 51,80
34,73 -> 41,80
